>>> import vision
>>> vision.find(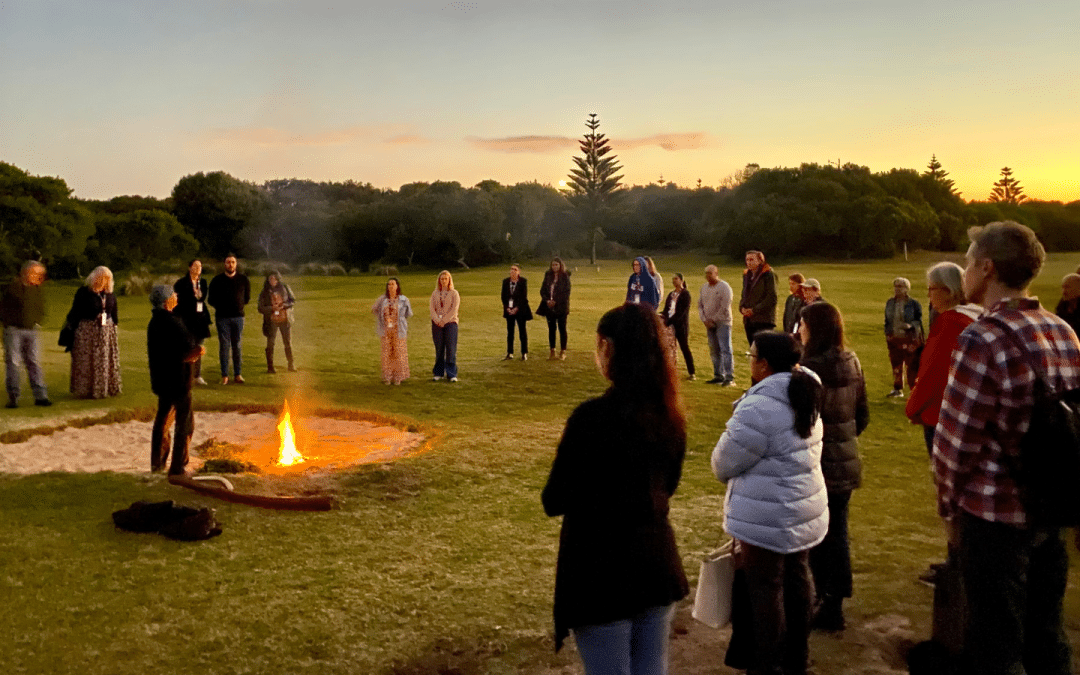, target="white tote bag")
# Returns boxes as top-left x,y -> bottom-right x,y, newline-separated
691,539 -> 735,628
